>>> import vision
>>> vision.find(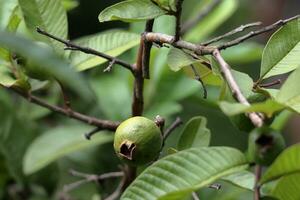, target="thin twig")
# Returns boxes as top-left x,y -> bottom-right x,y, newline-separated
142,19 -> 155,79
174,0 -> 184,41
84,127 -> 102,140
181,0 -> 221,35
63,170 -> 123,194
103,60 -> 116,73
36,27 -> 134,73
144,15 -> 300,55
190,64 -> 207,98
9,88 -> 120,130
254,165 -> 262,200
257,79 -> 281,88
192,192 -> 200,200
212,49 -> 263,127
163,117 -> 183,140
217,15 -> 300,50
201,21 -> 262,46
